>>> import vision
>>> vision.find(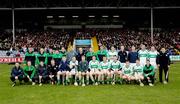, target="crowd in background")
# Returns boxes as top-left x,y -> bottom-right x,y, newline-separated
0,29 -> 179,55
